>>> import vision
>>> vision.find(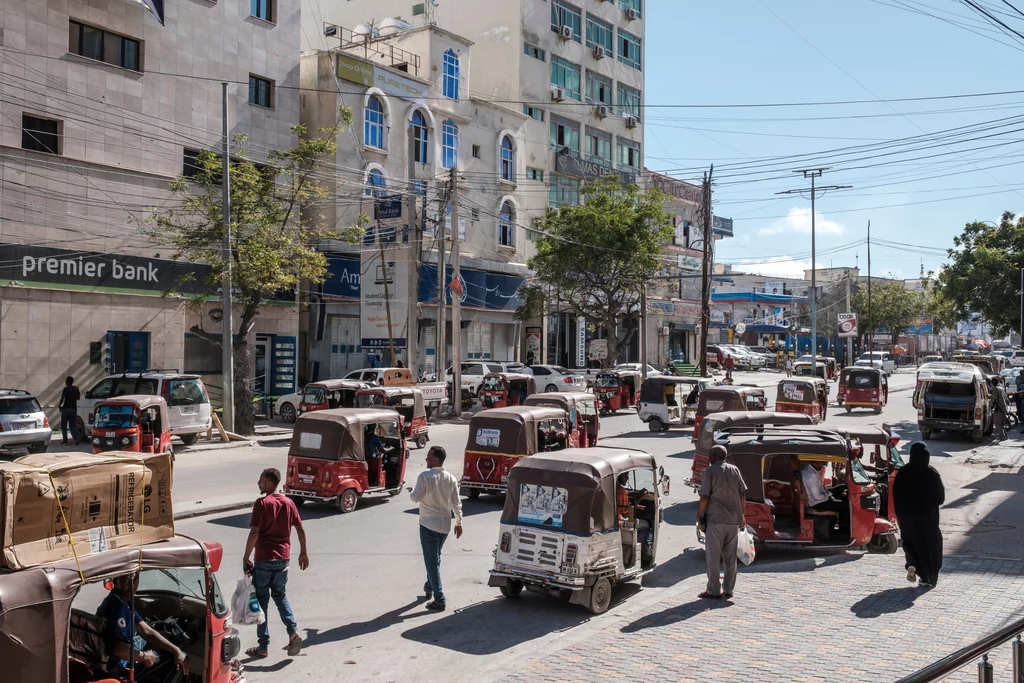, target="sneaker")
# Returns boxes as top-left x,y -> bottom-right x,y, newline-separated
906,566 -> 917,583
425,600 -> 446,611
